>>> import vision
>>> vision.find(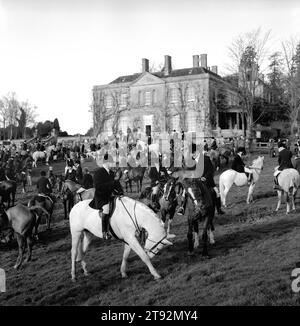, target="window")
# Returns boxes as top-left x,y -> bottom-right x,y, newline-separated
187,87 -> 195,102
170,88 -> 178,103
145,91 -> 151,106
106,95 -> 112,108
119,116 -> 128,134
172,115 -> 180,131
187,111 -> 197,132
121,93 -> 127,107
